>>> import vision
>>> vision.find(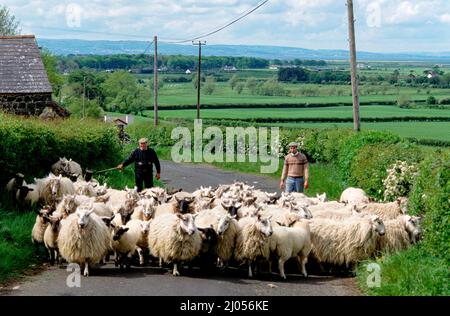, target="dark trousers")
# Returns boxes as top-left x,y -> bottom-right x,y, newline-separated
135,171 -> 153,192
